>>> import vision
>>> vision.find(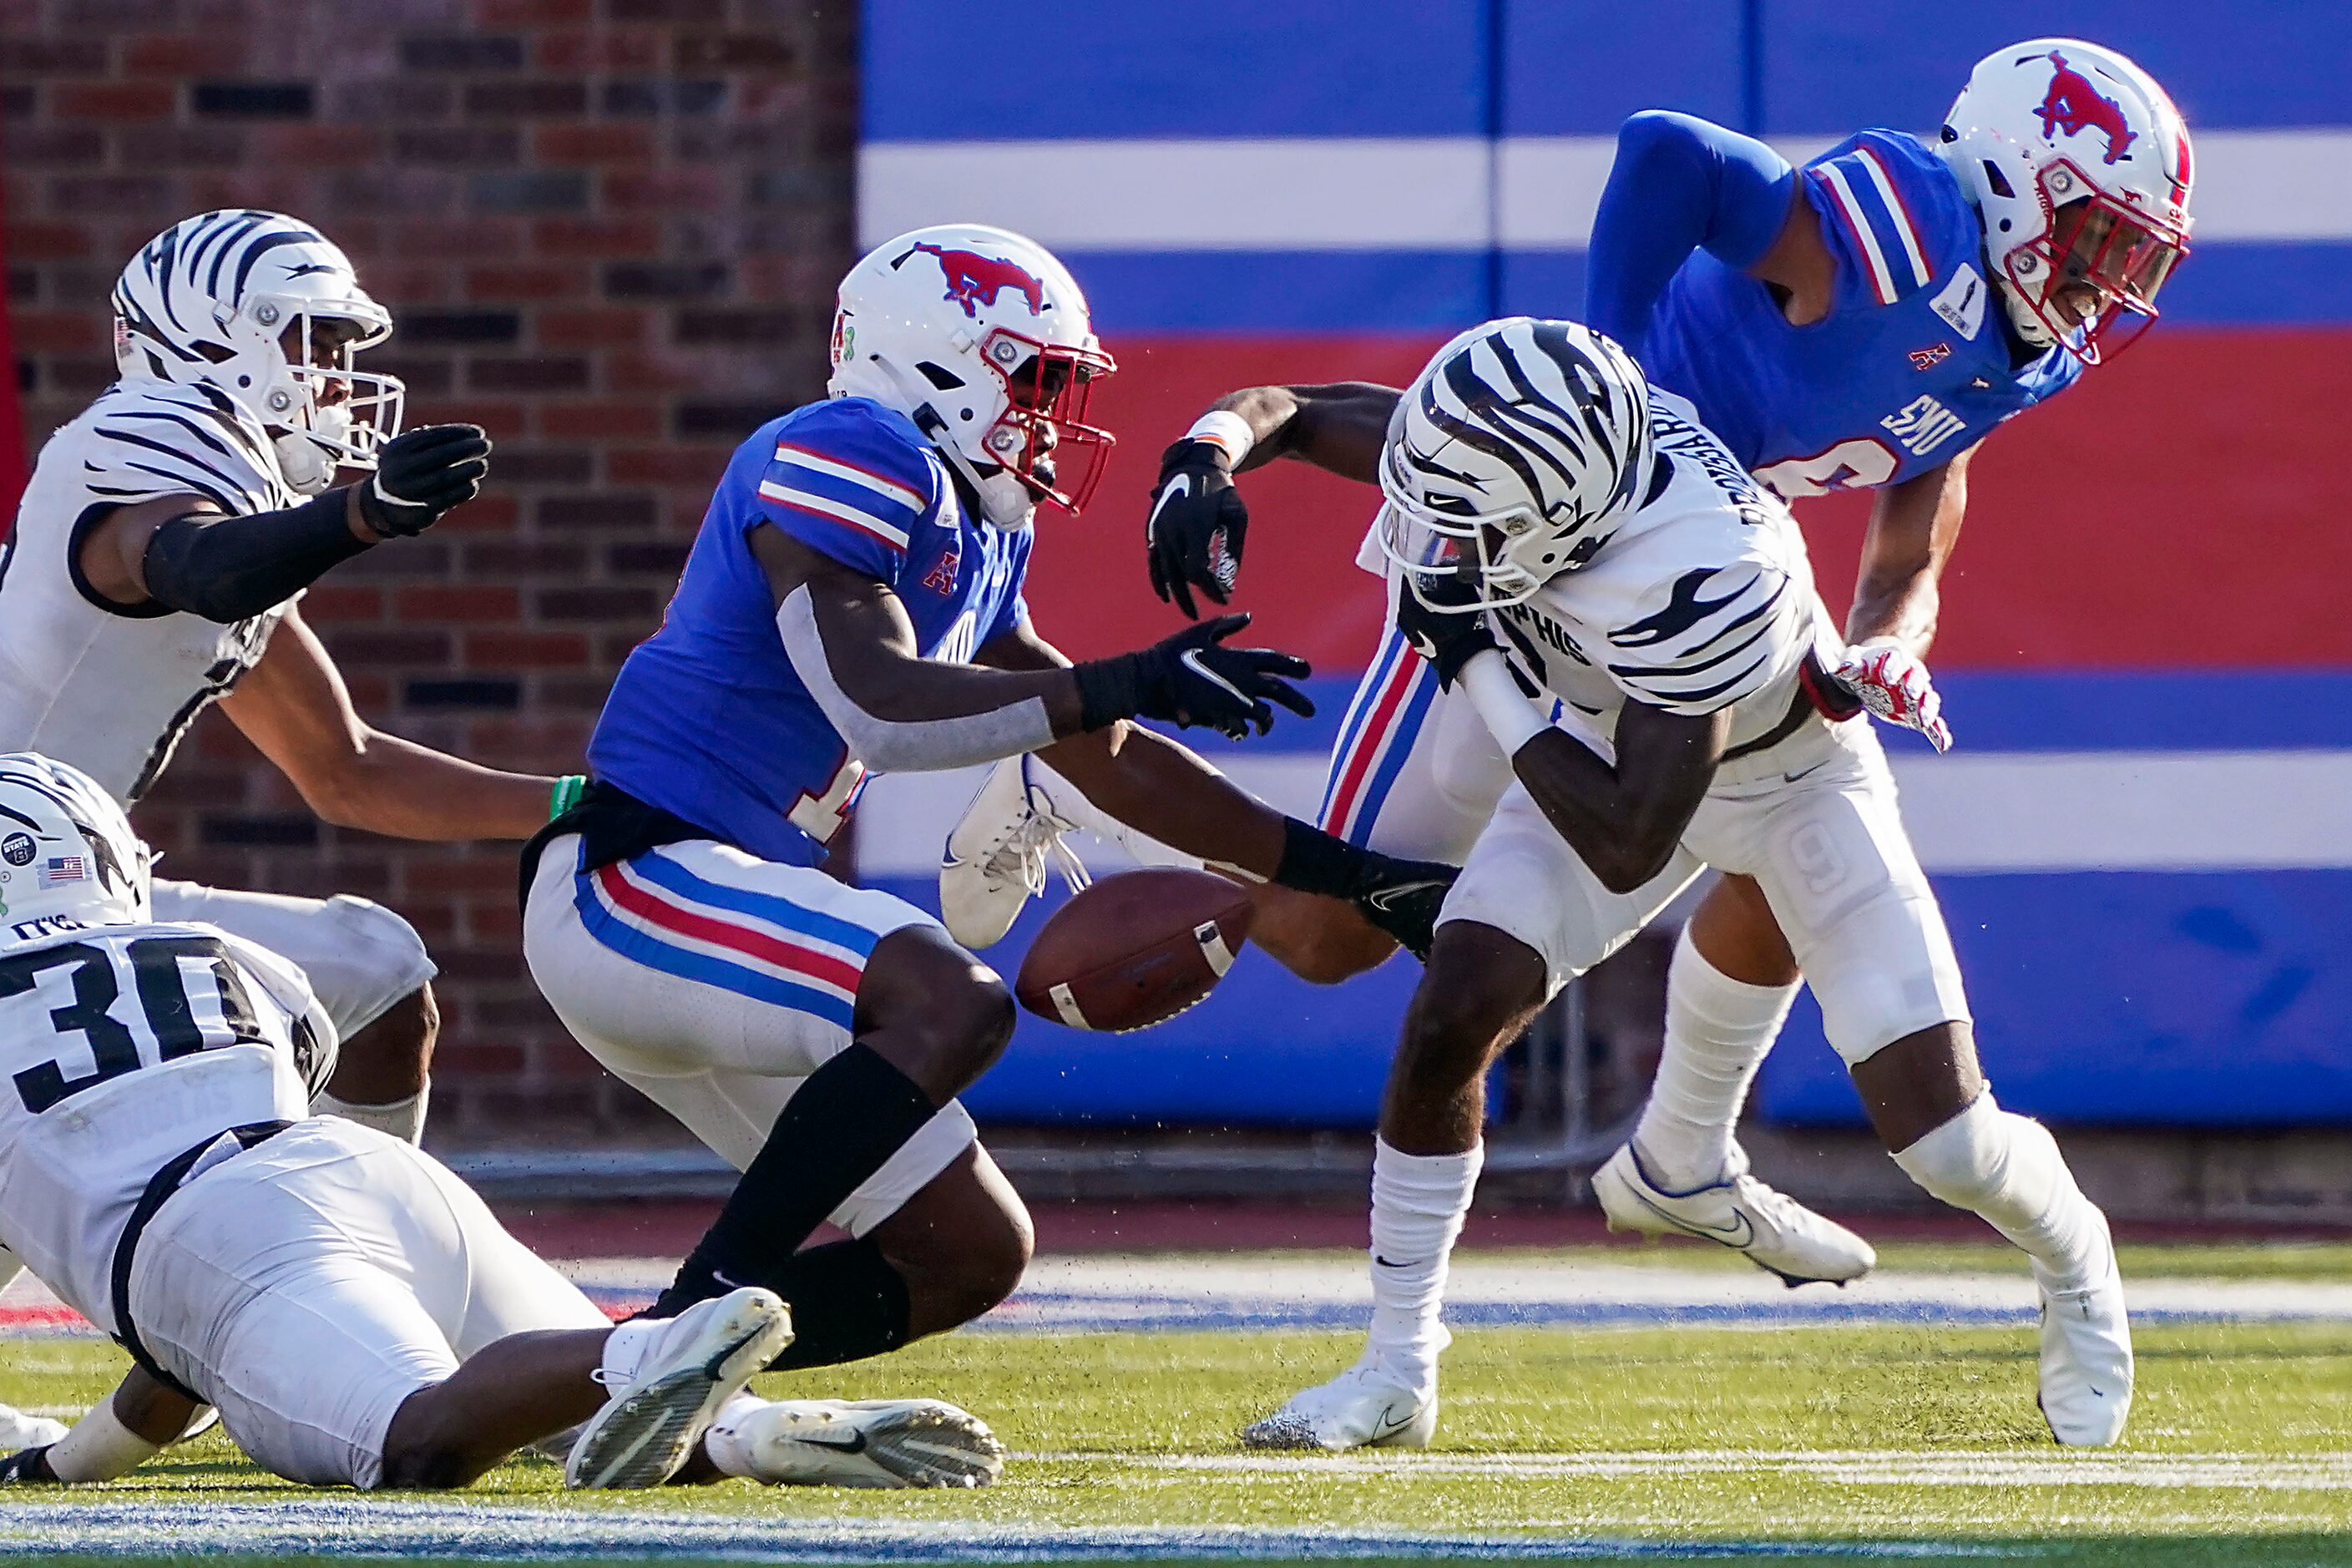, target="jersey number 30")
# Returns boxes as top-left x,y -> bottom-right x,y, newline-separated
0,937 -> 269,1114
